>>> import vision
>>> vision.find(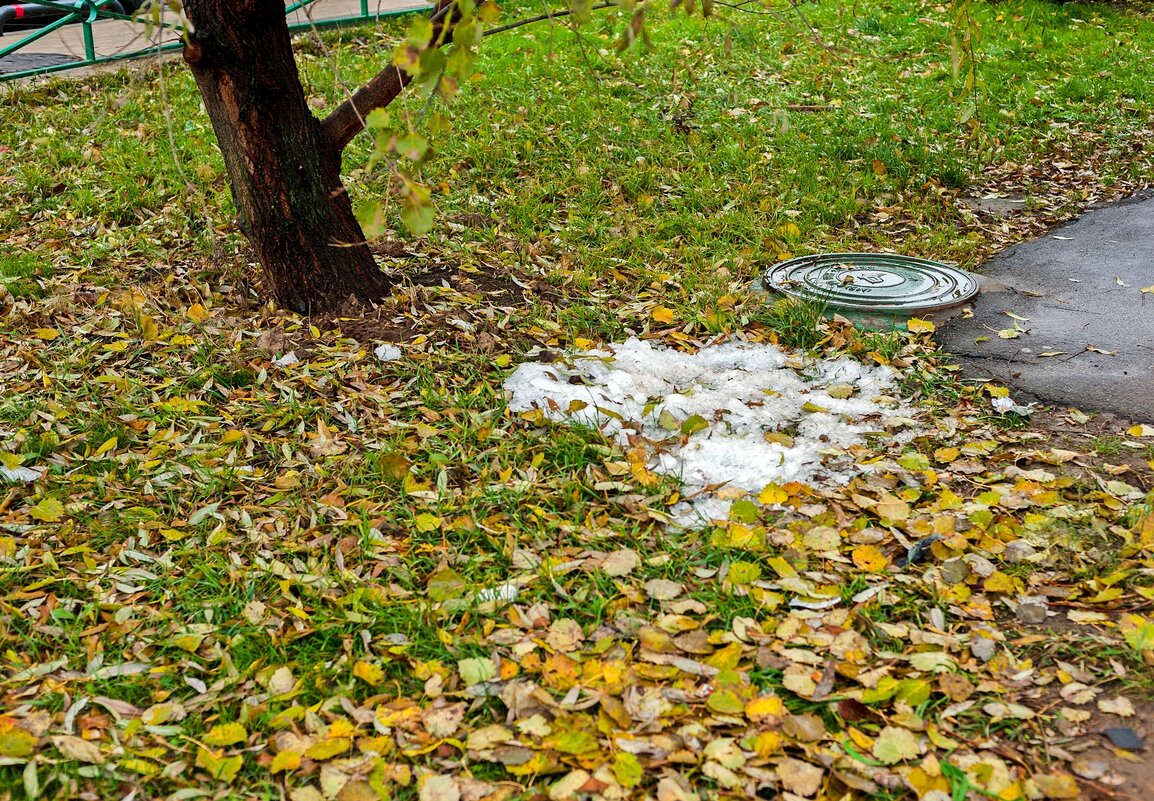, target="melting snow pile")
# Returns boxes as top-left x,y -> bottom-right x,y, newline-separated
503,337 -> 915,525
374,343 -> 403,362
